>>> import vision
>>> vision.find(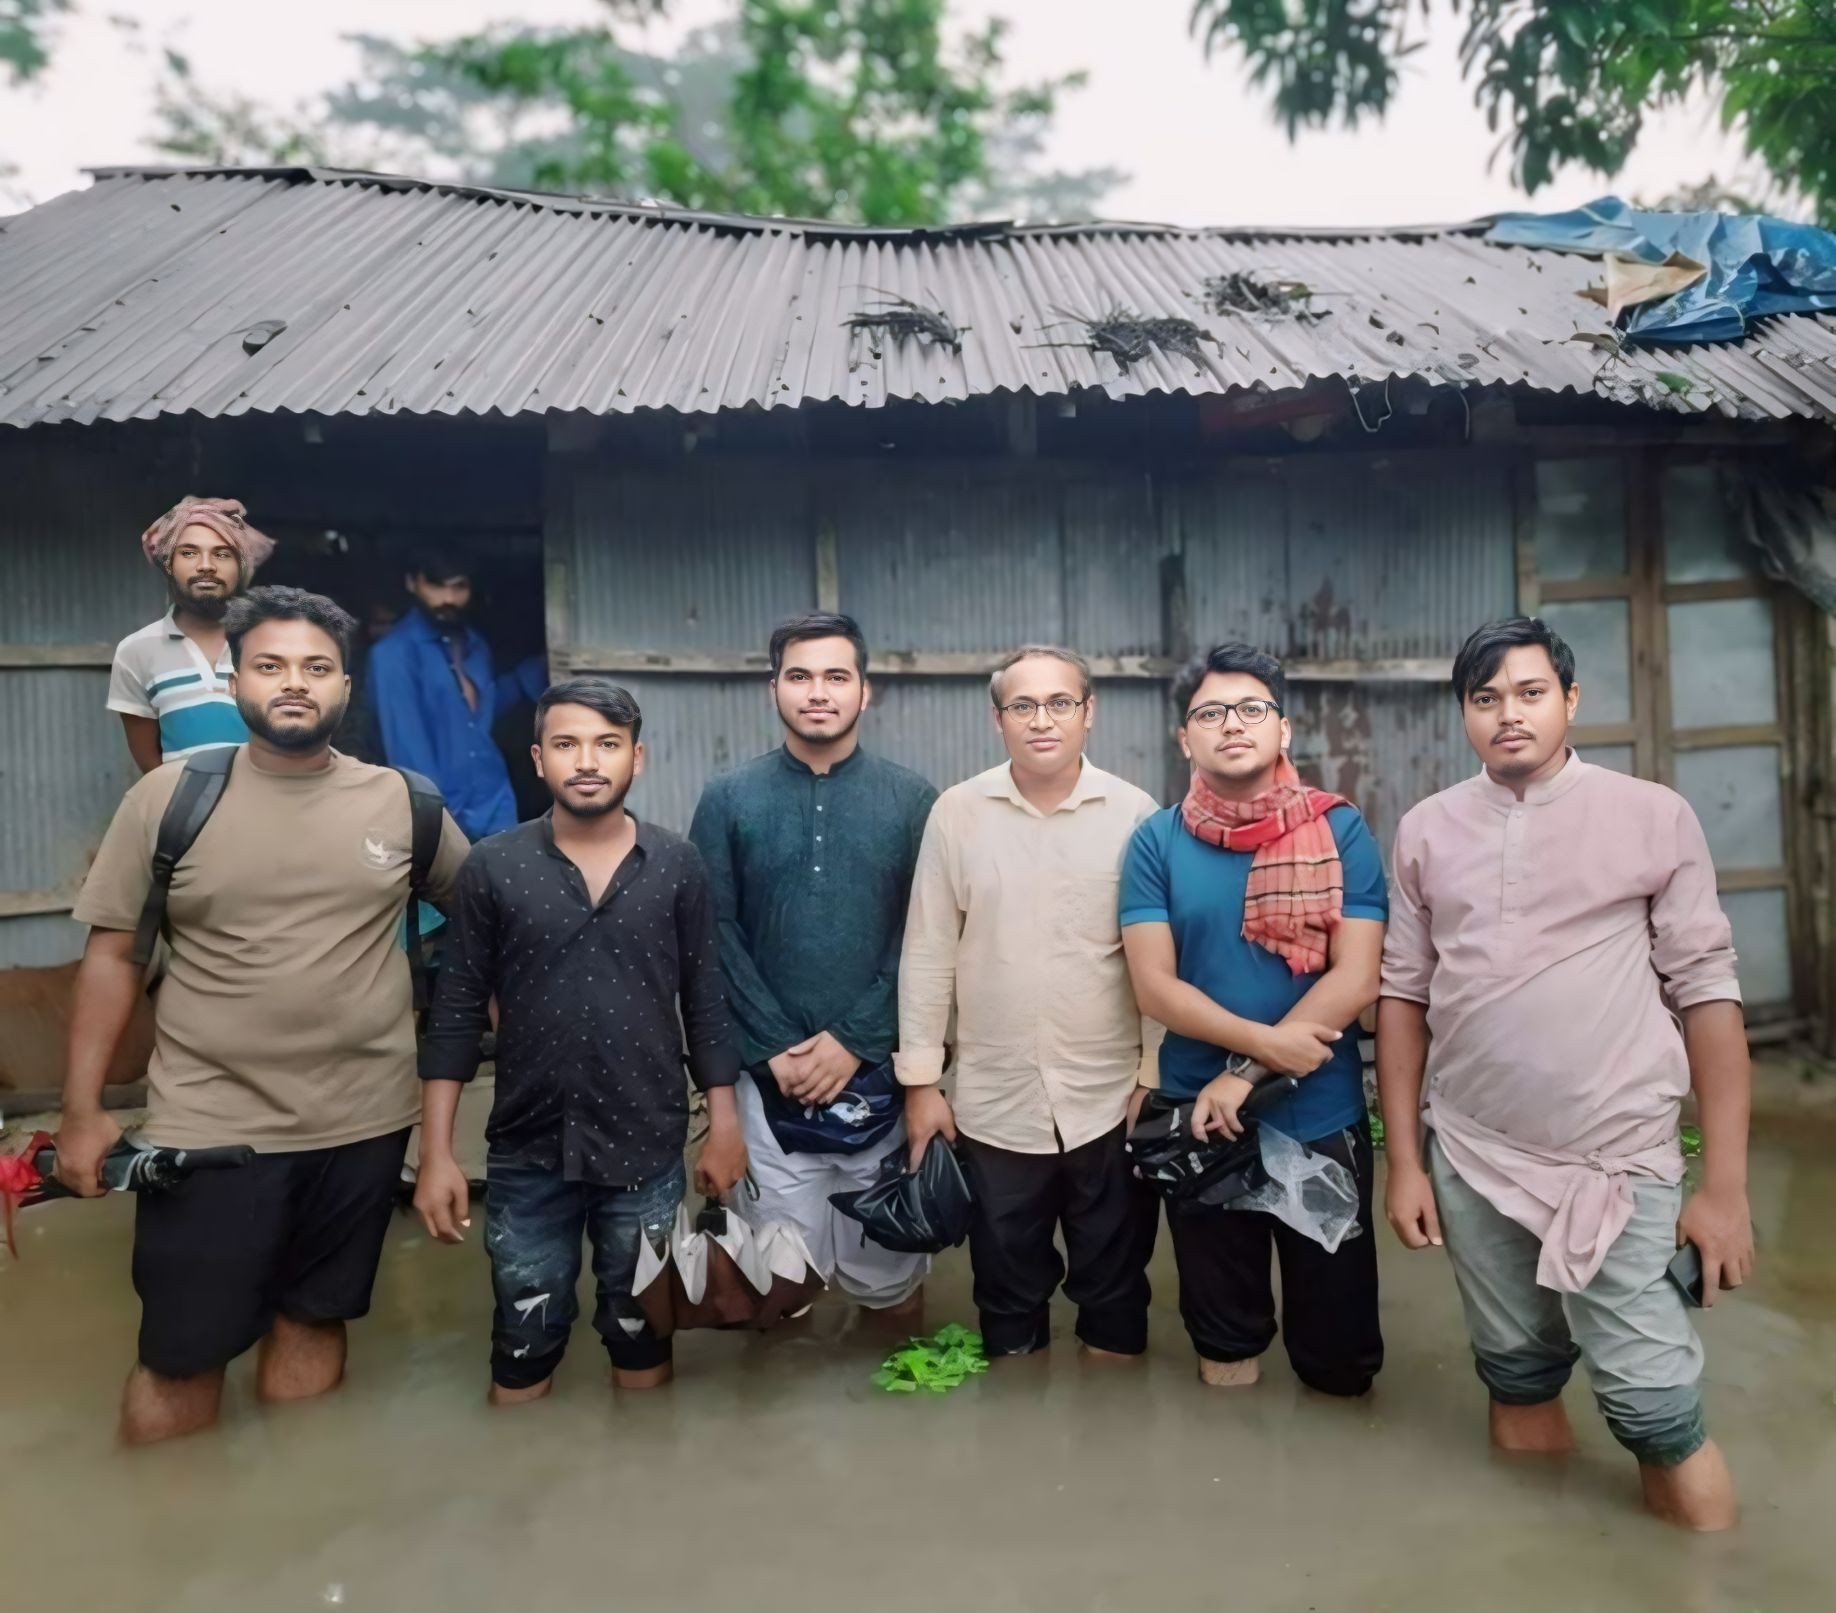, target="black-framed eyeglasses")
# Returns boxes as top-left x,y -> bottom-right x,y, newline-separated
1185,698 -> 1281,729
996,695 -> 1088,722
